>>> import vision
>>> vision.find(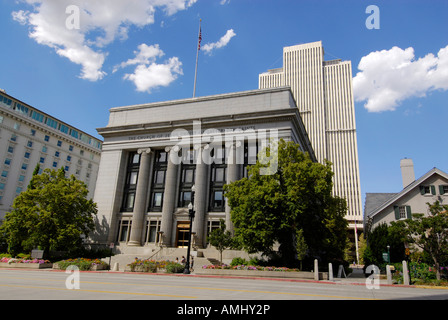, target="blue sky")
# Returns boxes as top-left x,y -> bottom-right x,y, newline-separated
1,0 -> 447,209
